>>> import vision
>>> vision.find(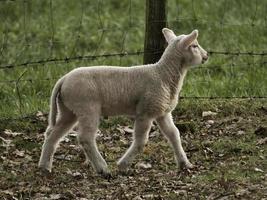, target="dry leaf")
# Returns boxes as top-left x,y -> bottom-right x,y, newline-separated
237,130 -> 245,135
256,137 -> 267,145
150,131 -> 160,138
36,111 -> 46,121
174,190 -> 187,196
14,149 -> 25,157
69,131 -> 78,137
62,137 -> 70,143
124,126 -> 134,134
0,137 -> 13,147
133,196 -> 143,200
40,186 -> 51,192
254,167 -> 264,173
235,188 -> 250,197
207,120 -> 215,125
4,129 -> 23,137
117,125 -> 134,134
202,111 -> 217,117
136,162 -> 152,169
2,189 -> 14,195
50,194 -> 62,200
